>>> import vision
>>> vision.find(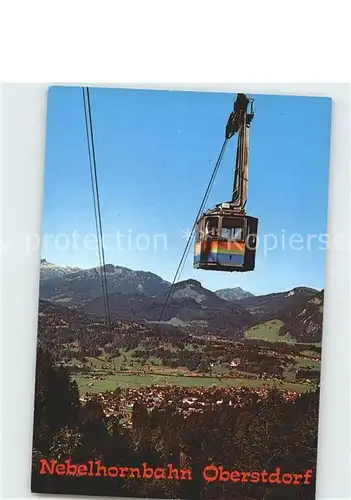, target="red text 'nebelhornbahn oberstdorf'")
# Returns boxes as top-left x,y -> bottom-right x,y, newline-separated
40,459 -> 313,485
